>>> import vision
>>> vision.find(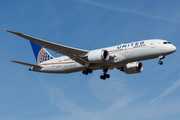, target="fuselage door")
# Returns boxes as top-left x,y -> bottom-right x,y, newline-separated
150,41 -> 156,48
